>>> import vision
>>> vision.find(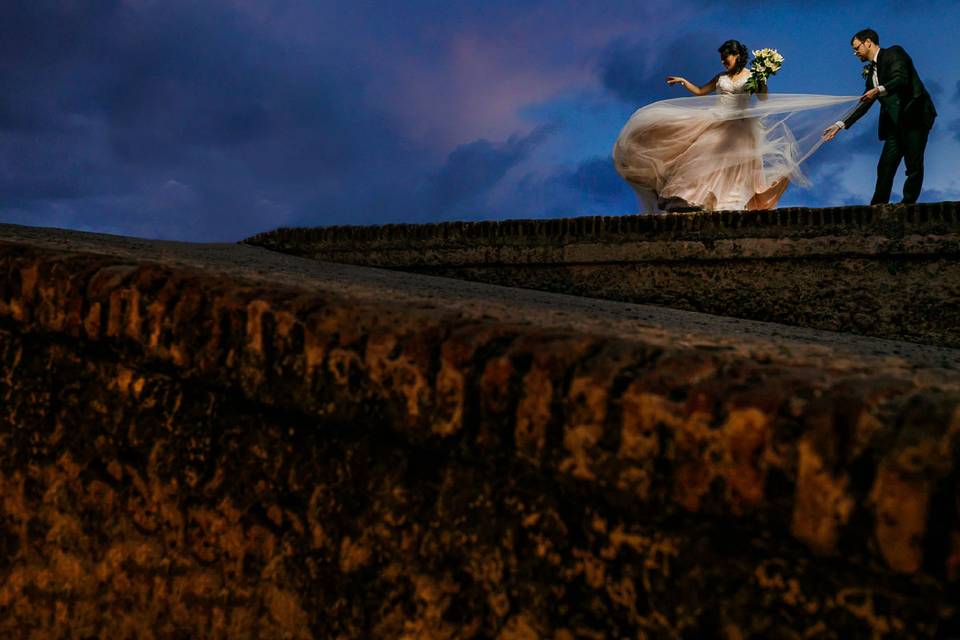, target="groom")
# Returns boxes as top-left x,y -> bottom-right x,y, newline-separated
823,29 -> 937,204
